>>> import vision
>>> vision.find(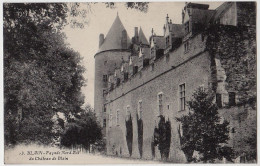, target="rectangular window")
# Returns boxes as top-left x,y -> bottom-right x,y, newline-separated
103,89 -> 106,97
158,93 -> 163,115
179,84 -> 186,111
103,75 -> 108,82
138,100 -> 143,119
126,105 -> 130,120
166,54 -> 170,62
166,36 -> 170,46
103,119 -> 106,128
116,110 -> 119,125
229,92 -> 236,106
103,105 -> 106,113
185,21 -> 189,34
216,93 -> 222,108
184,41 -> 190,53
133,66 -> 138,75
